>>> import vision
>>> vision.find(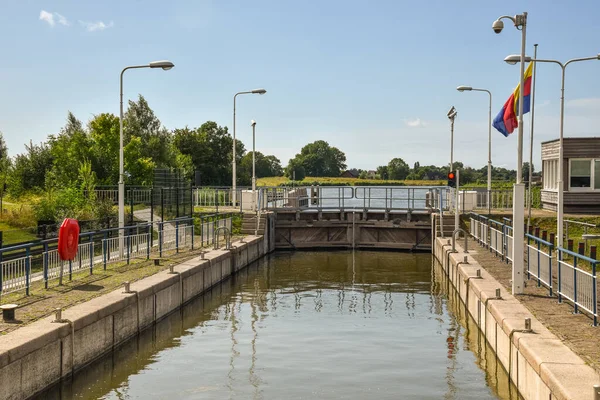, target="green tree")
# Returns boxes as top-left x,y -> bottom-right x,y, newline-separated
376,165 -> 389,180
285,158 -> 306,181
387,158 -> 410,180
287,140 -> 346,177
124,95 -> 174,169
89,113 -> 120,184
8,141 -> 54,195
124,137 -> 156,185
